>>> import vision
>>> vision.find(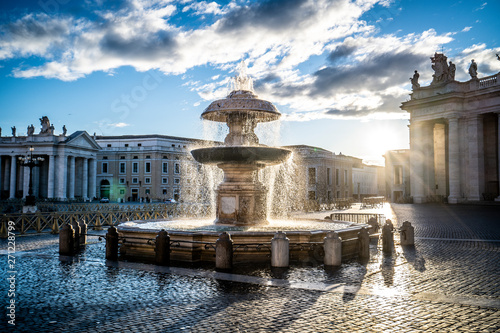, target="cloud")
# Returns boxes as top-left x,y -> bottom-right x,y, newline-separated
461,26 -> 472,32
